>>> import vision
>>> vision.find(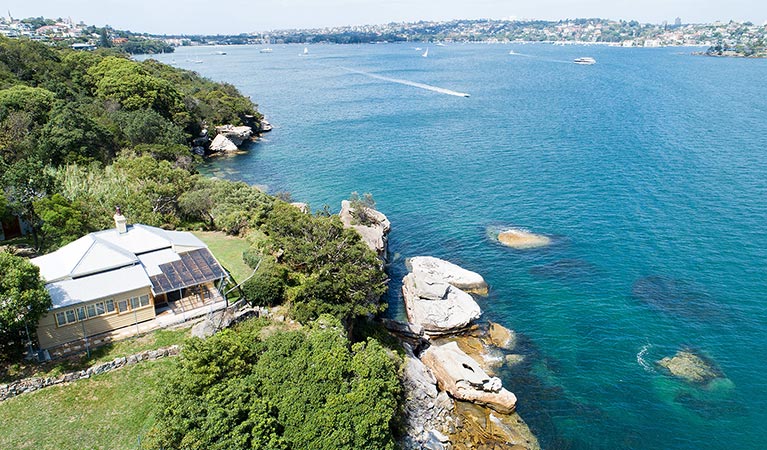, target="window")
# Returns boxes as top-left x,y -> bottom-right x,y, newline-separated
130,296 -> 140,309
140,295 -> 150,307
117,300 -> 128,313
65,310 -> 76,324
56,312 -> 67,327
76,307 -> 86,321
87,304 -> 97,318
105,299 -> 115,313
95,302 -> 105,315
